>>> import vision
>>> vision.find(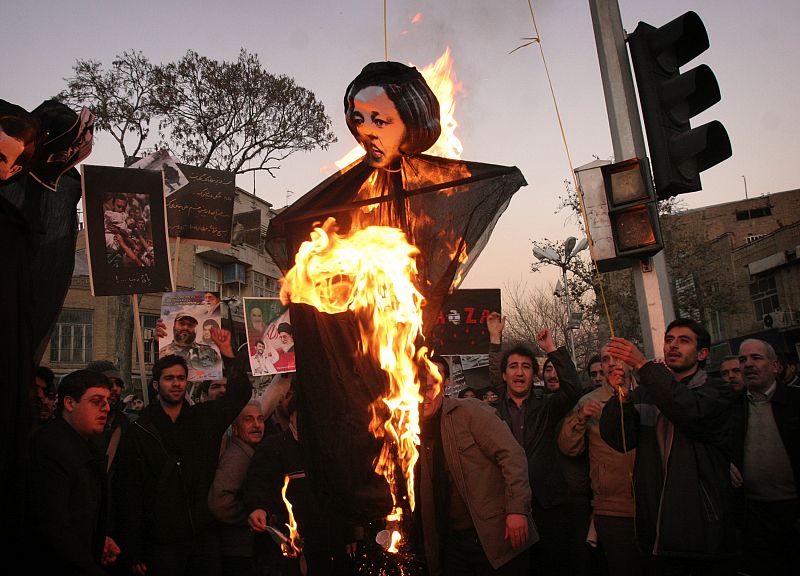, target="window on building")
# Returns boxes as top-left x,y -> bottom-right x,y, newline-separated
139,314 -> 159,365
50,309 -> 93,364
674,274 -> 701,321
735,206 -> 772,221
750,275 -> 779,321
250,270 -> 280,297
201,261 -> 222,292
